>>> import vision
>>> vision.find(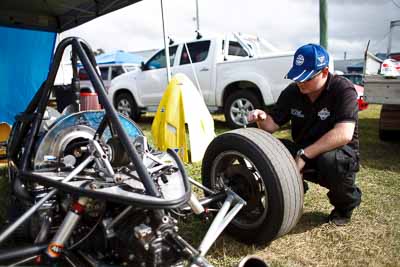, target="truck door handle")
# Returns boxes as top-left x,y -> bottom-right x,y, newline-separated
200,67 -> 209,72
